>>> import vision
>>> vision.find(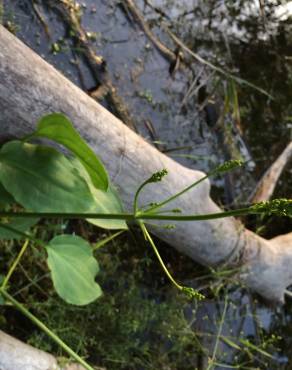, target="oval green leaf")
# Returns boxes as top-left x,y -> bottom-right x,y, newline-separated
70,158 -> 128,230
0,141 -> 96,213
34,113 -> 109,191
46,234 -> 102,305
